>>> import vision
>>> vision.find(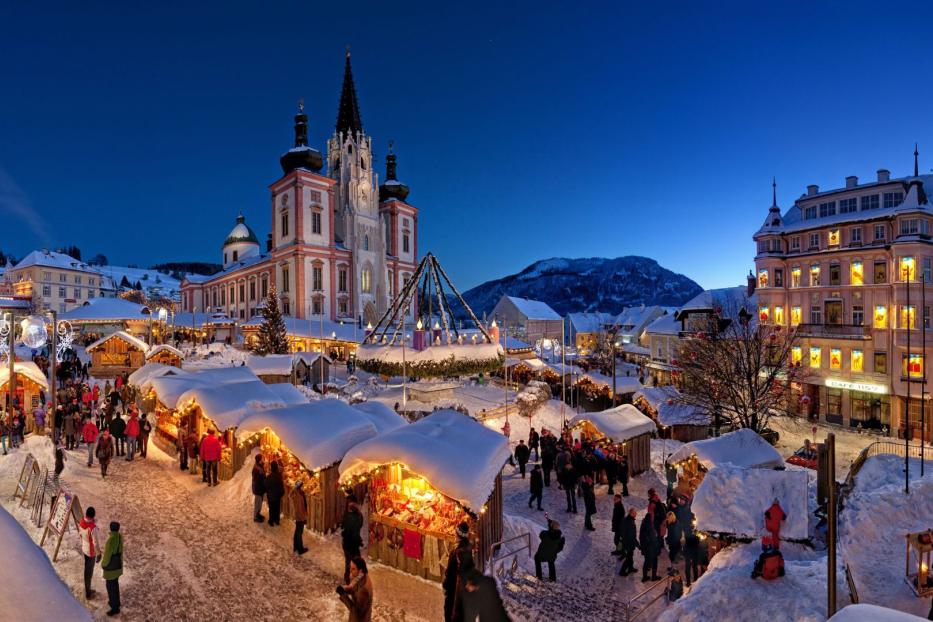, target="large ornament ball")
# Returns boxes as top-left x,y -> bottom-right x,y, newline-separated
20,315 -> 49,349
